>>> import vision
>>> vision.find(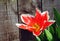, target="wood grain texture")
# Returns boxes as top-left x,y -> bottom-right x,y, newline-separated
18,0 -> 36,41
42,0 -> 60,19
0,0 -> 60,41
0,0 -> 19,41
